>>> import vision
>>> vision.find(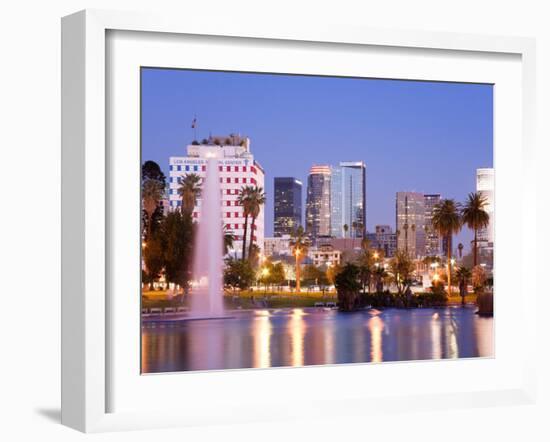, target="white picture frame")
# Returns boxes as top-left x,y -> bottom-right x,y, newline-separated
61,9 -> 537,433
